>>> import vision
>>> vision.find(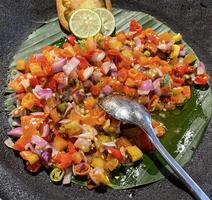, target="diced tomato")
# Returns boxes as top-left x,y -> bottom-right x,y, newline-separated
77,69 -> 84,81
67,35 -> 76,46
174,65 -> 194,76
47,78 -> 57,90
123,86 -> 137,97
39,57 -> 52,75
117,68 -> 128,83
53,152 -> 73,169
194,74 -> 210,85
130,19 -> 143,34
76,55 -> 89,69
90,85 -> 101,96
53,72 -> 67,84
29,76 -> 39,88
108,148 -> 123,161
8,74 -> 25,93
26,161 -> 42,173
68,142 -> 76,154
172,75 -> 184,86
182,86 -> 191,98
103,36 -> 110,50
116,32 -> 127,42
139,130 -> 155,151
